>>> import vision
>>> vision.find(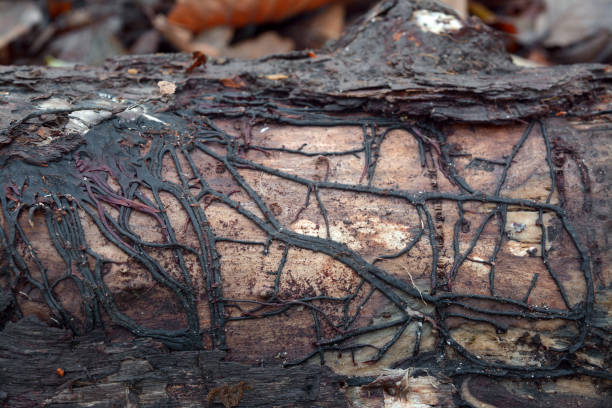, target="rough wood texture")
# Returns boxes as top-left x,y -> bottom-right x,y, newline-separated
0,0 -> 611,406
0,316 -> 344,407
